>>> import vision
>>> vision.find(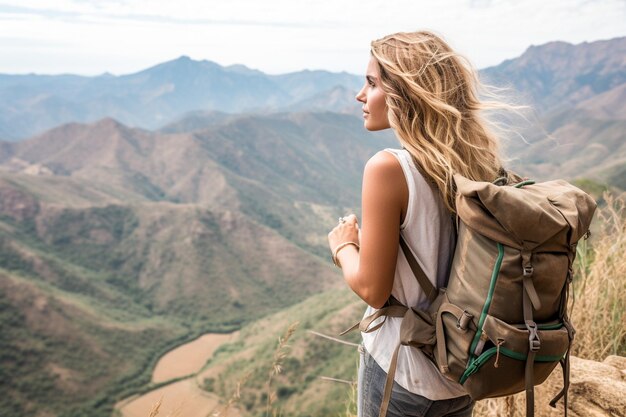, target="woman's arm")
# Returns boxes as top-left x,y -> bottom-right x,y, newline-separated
328,150 -> 408,309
